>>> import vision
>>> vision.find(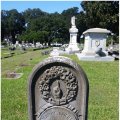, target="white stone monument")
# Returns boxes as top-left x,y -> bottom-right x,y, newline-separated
50,47 -> 60,56
76,28 -> 114,61
65,16 -> 79,53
